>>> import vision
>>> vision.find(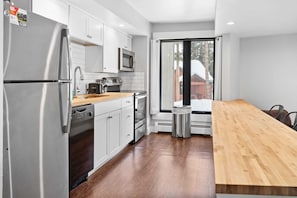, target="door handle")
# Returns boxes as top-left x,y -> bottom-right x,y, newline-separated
60,29 -> 72,134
